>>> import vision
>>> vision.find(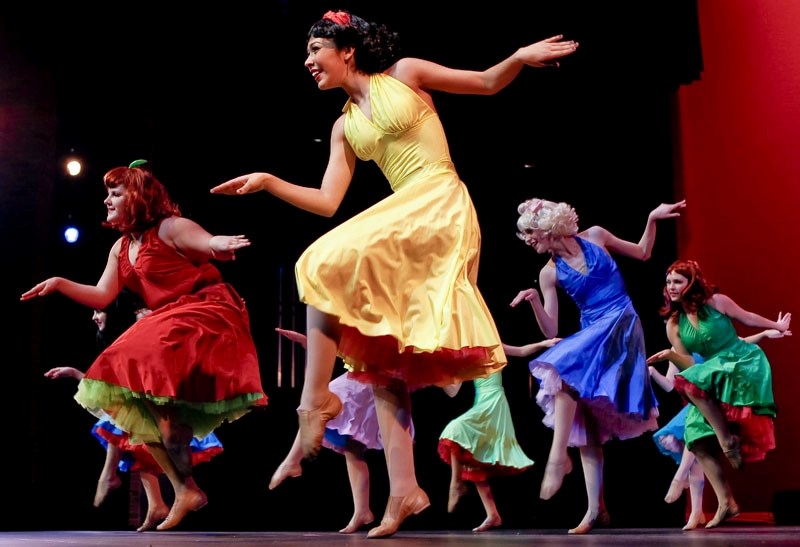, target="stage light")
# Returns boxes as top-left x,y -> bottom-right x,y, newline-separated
66,159 -> 82,176
63,149 -> 84,177
64,226 -> 79,244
